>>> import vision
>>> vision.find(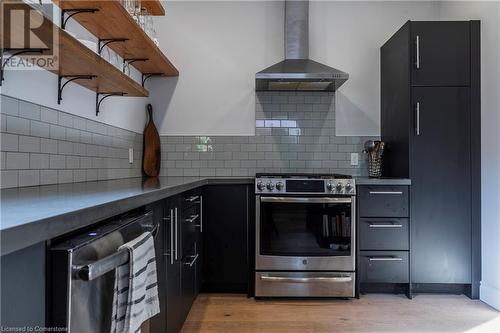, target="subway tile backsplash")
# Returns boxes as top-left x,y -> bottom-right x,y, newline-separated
0,95 -> 143,188
159,92 -> 378,178
1,91 -> 378,188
